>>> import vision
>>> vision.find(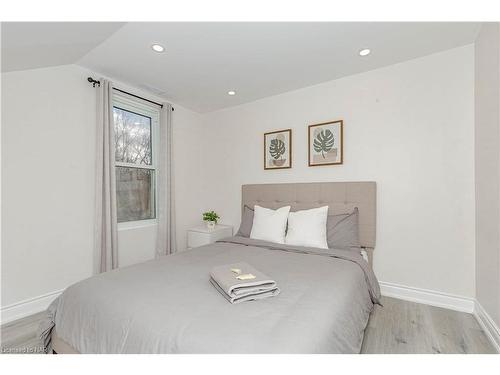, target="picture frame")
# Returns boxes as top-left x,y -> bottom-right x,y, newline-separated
264,129 -> 292,170
308,120 -> 343,166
